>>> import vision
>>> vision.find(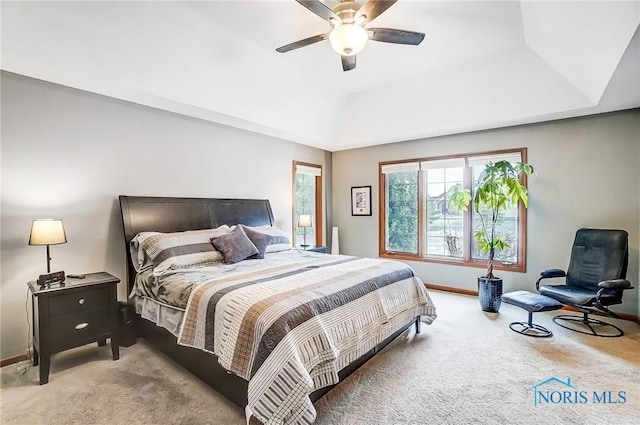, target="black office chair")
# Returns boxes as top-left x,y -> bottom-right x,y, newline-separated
536,228 -> 634,337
